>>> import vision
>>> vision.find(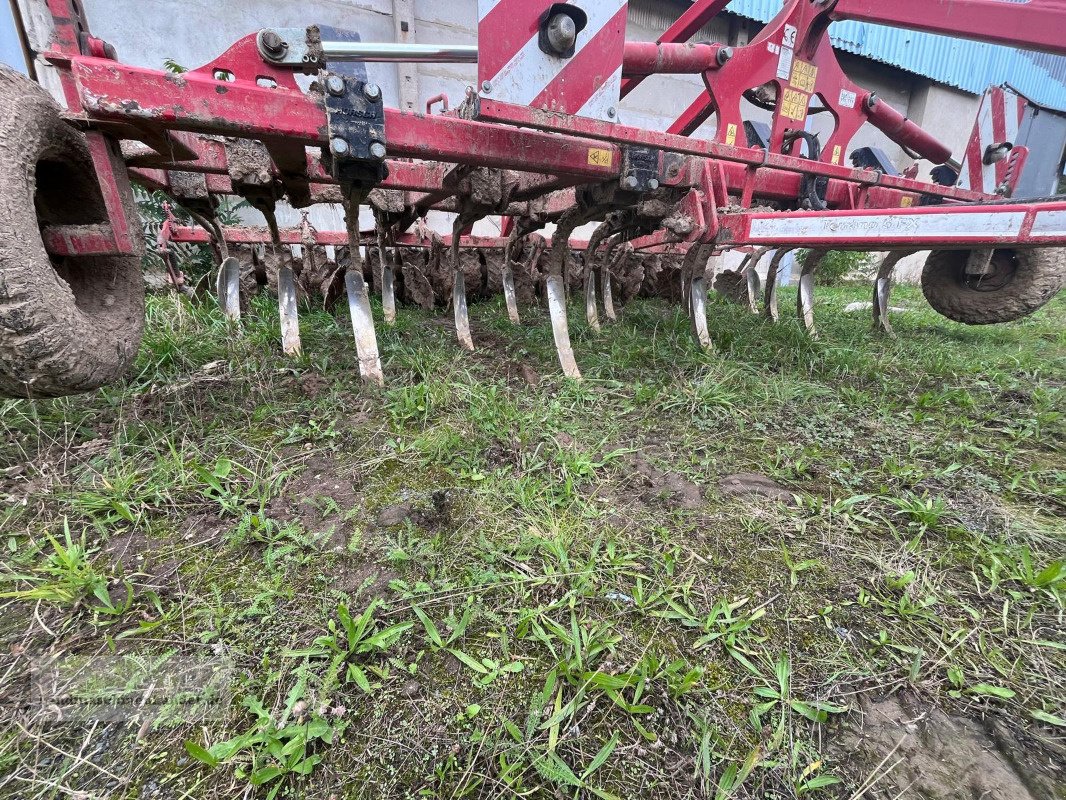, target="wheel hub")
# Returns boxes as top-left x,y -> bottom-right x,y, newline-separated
964,250 -> 1017,292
